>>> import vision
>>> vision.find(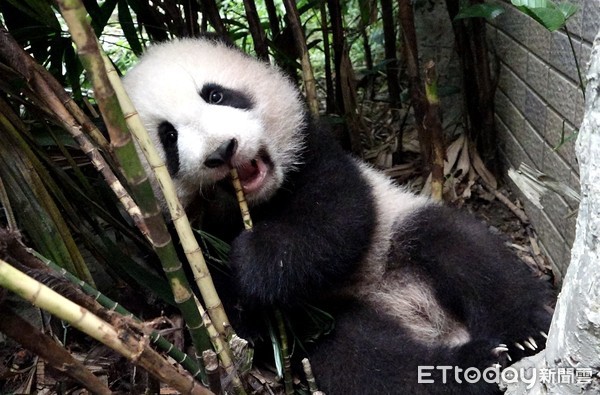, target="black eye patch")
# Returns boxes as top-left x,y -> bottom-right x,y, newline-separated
199,83 -> 253,110
157,121 -> 180,176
